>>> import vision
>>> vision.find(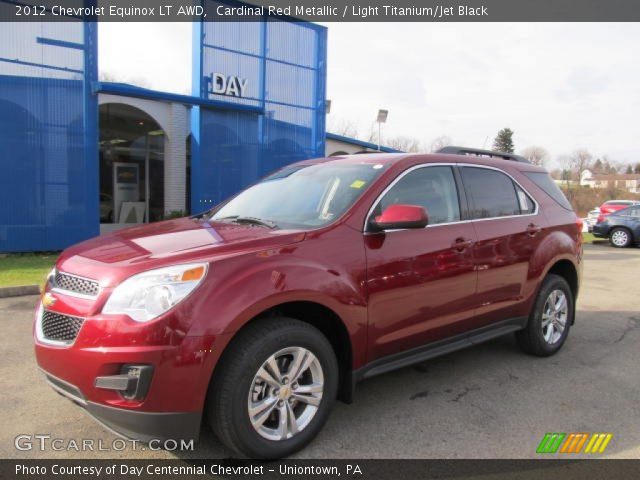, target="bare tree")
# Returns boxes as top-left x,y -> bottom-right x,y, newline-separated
327,118 -> 359,139
385,136 -> 422,153
558,155 -> 575,188
99,71 -> 151,89
569,149 -> 593,181
520,146 -> 550,167
429,135 -> 453,153
361,123 -> 422,152
99,71 -> 120,82
600,155 -> 616,174
549,168 -> 563,180
364,122 -> 378,144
